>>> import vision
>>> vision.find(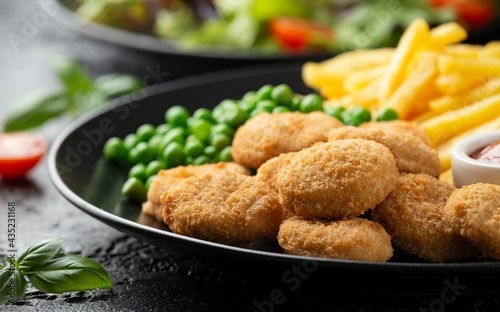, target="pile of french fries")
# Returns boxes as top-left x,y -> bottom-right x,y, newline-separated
303,19 -> 500,182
